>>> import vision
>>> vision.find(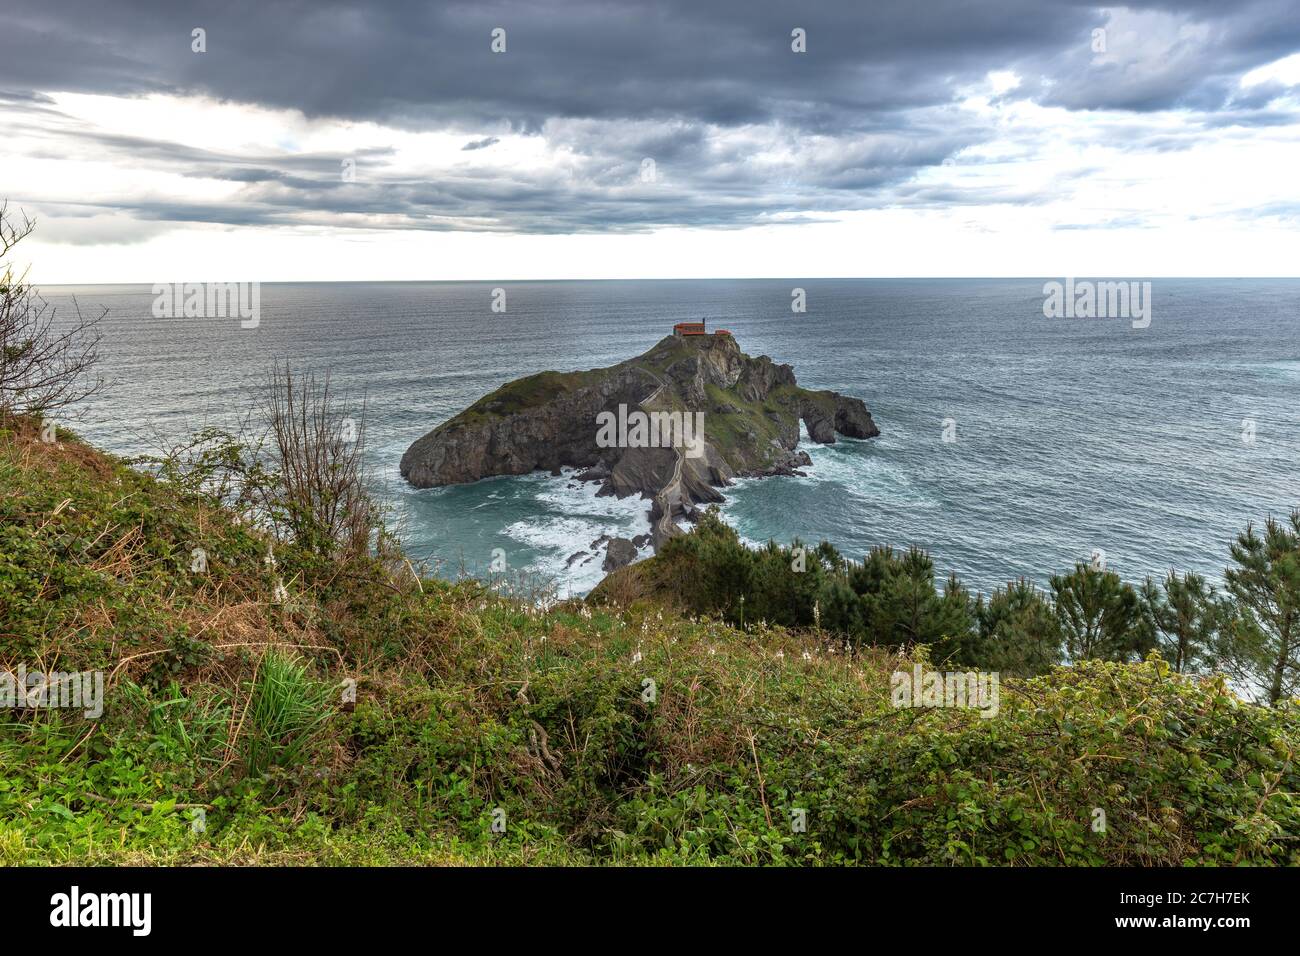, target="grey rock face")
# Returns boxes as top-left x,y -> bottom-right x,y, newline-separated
602,537 -> 639,571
